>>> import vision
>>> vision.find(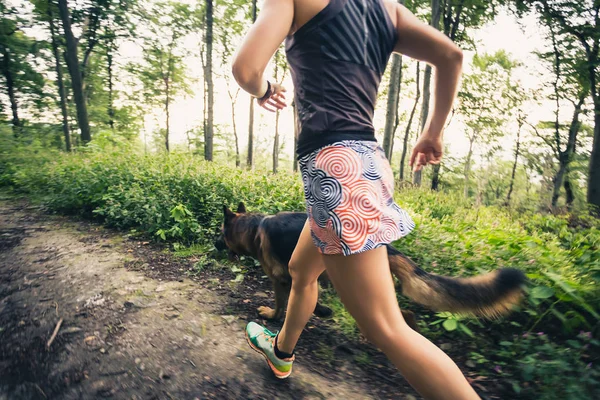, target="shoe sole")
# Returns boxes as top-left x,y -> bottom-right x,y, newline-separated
245,331 -> 292,379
